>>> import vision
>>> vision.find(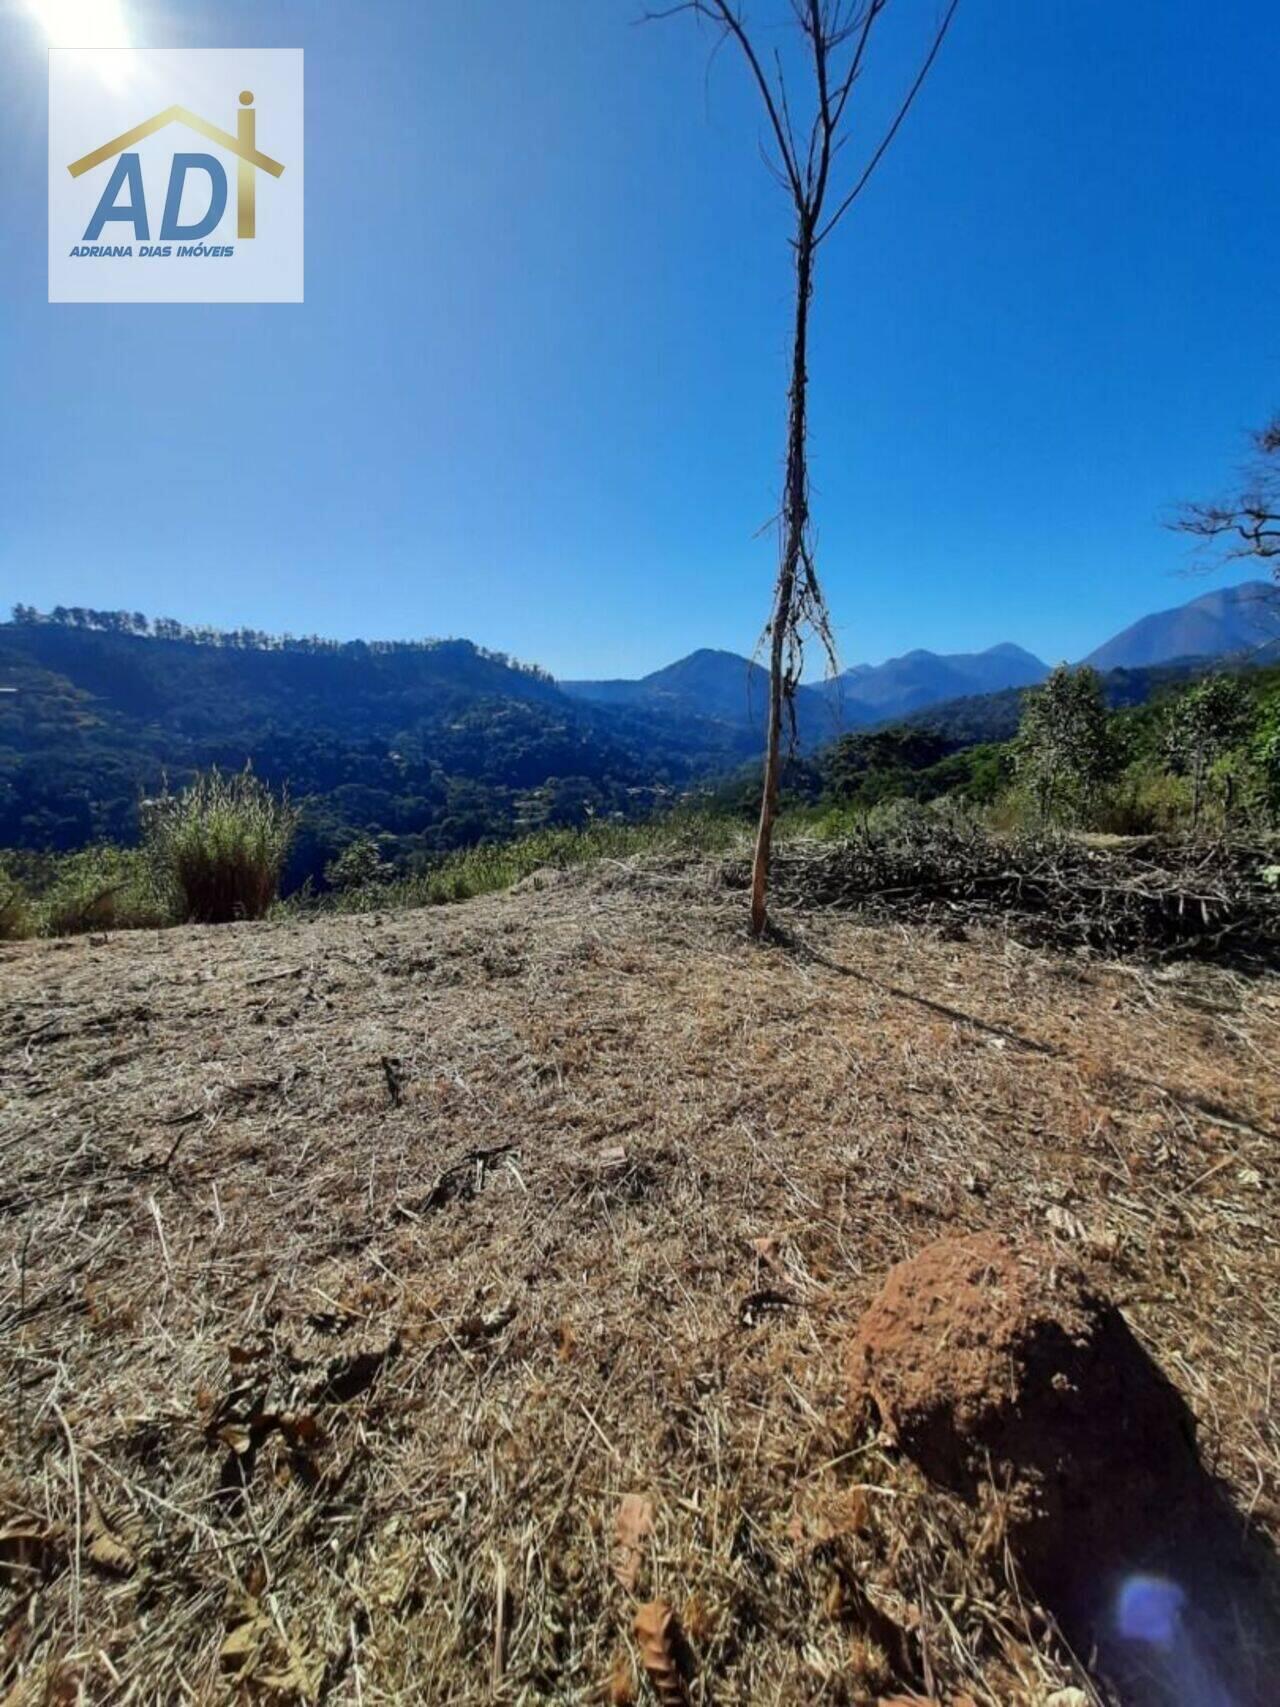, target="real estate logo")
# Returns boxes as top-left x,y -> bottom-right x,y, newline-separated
49,49 -> 303,303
